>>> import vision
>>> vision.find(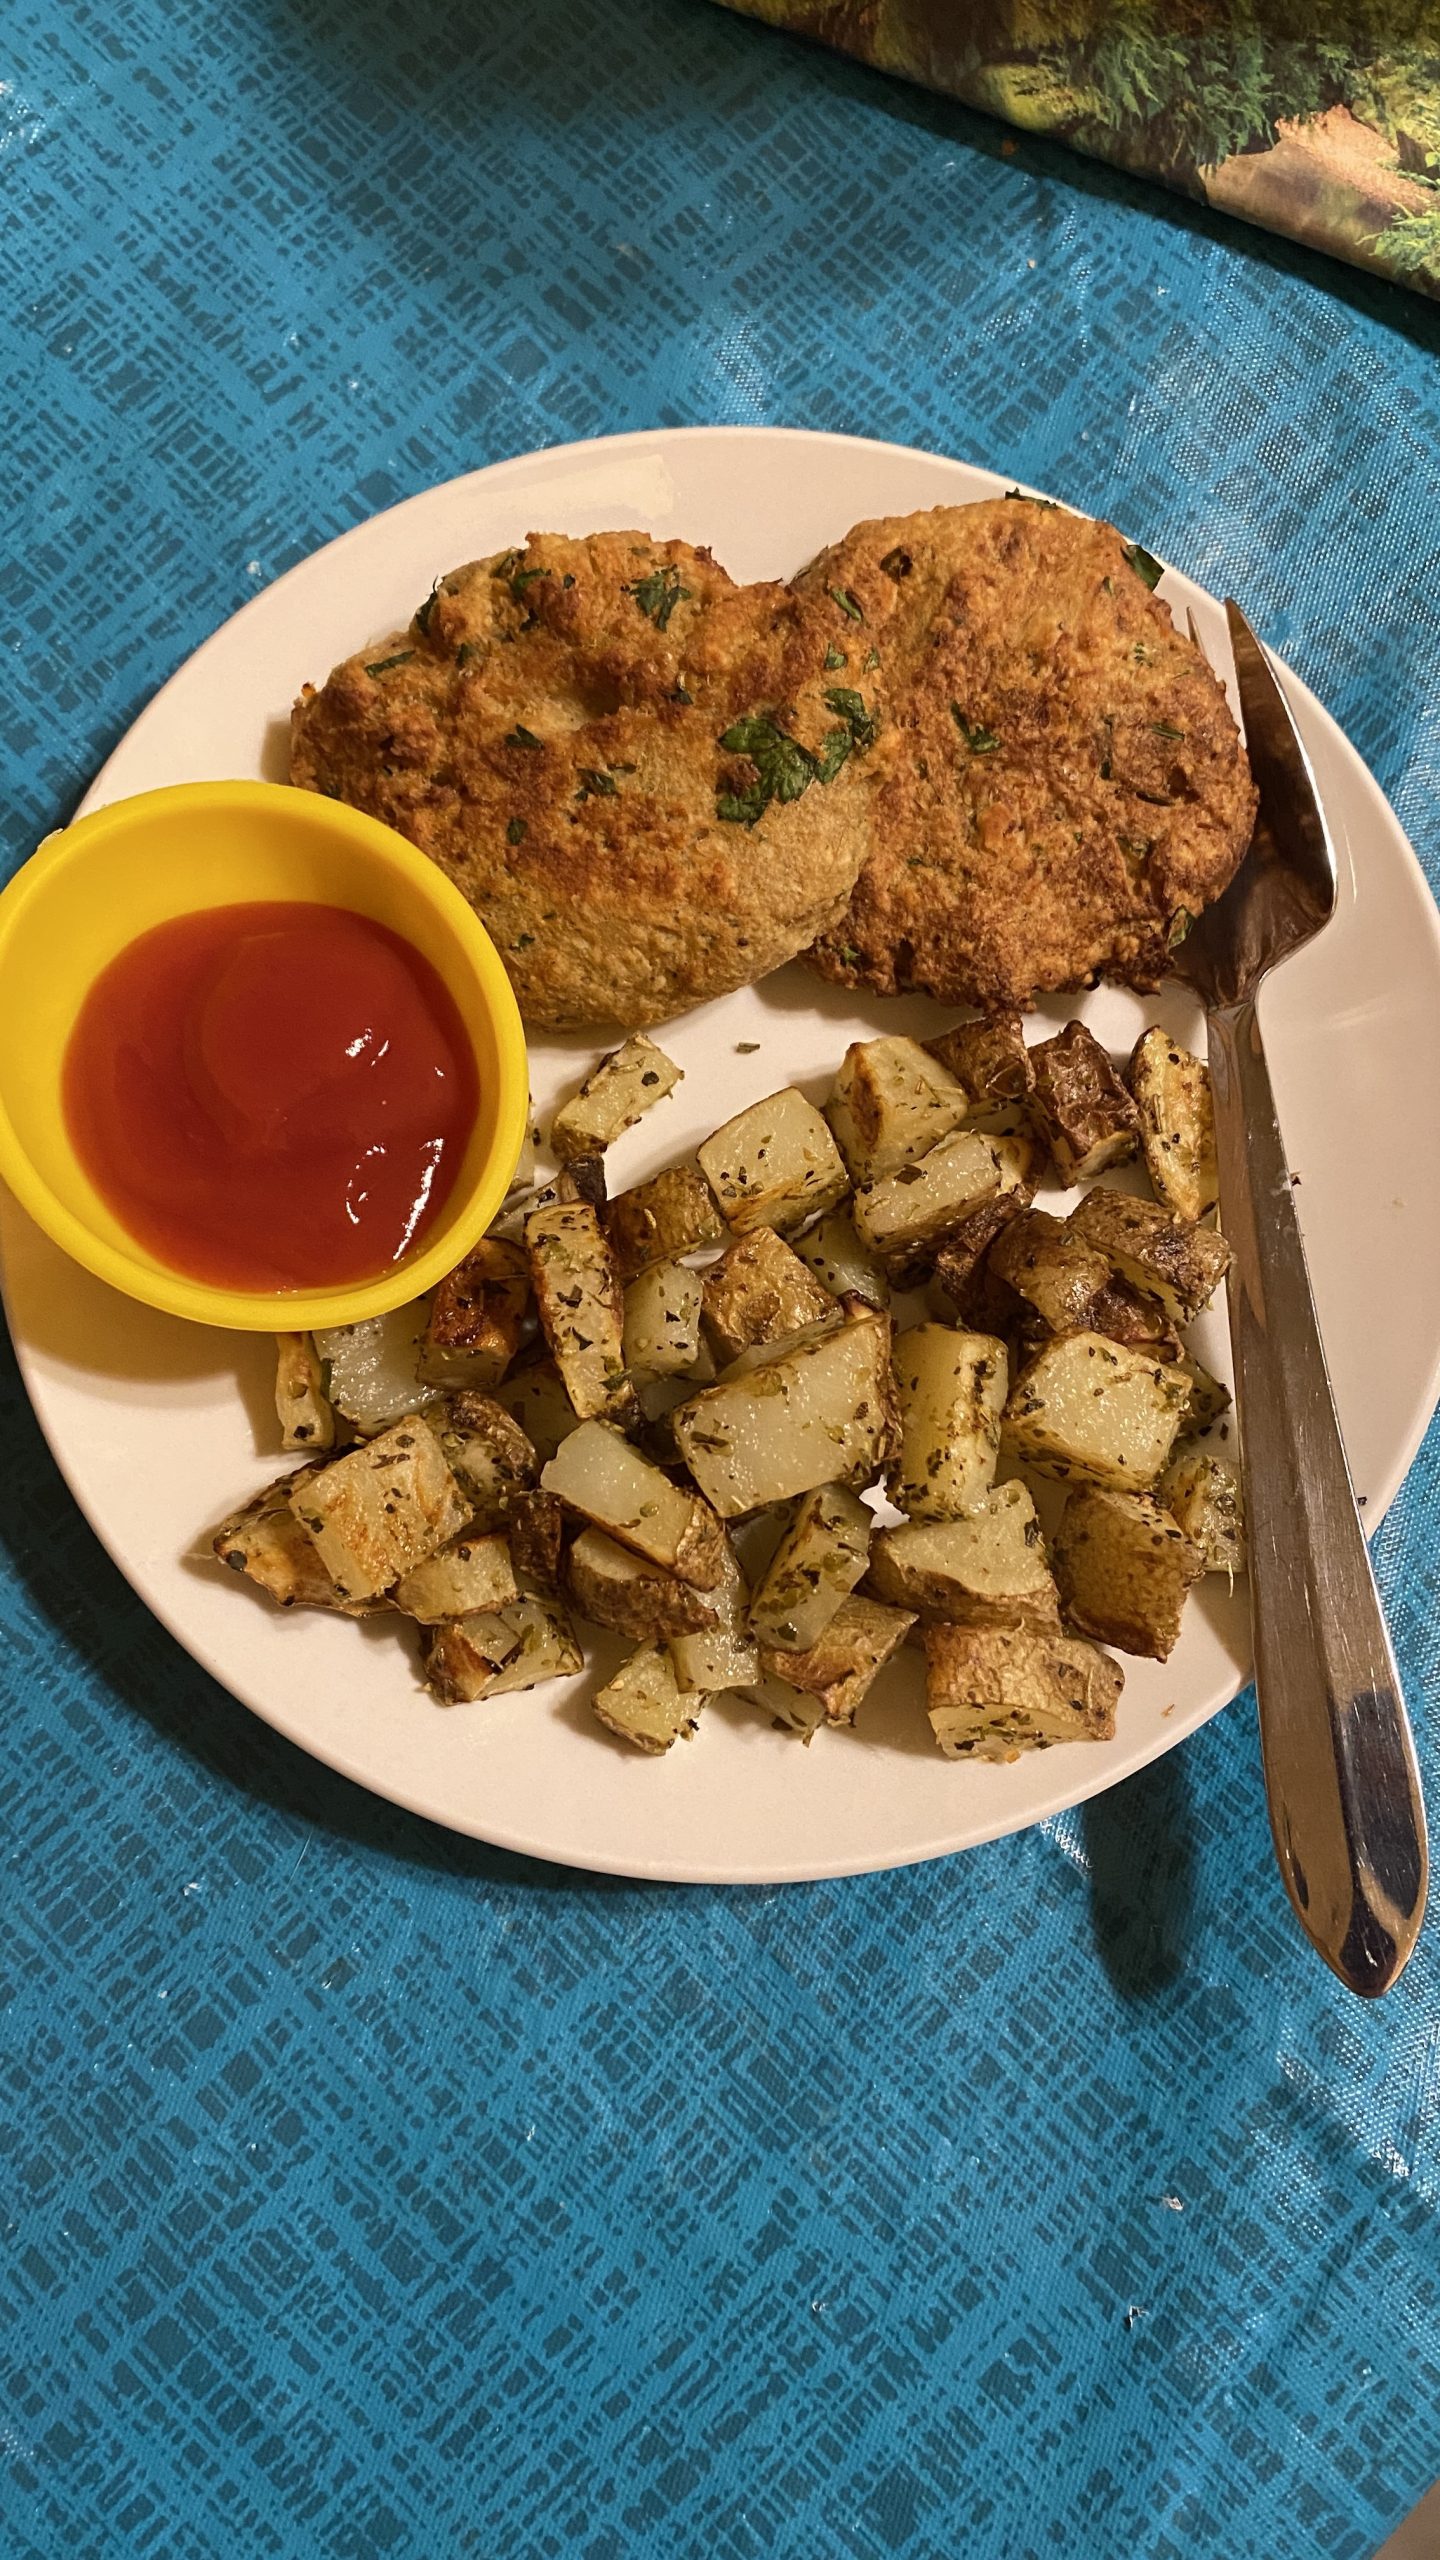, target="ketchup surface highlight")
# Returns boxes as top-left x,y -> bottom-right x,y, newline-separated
63,902 -> 479,1291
